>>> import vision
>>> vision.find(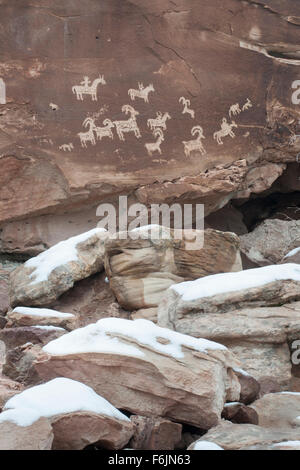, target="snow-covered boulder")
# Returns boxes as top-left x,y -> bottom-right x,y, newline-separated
0,378 -> 133,450
10,228 -> 108,307
158,266 -> 300,388
34,318 -> 241,429
158,264 -> 300,316
6,307 -> 77,330
104,226 -> 242,311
